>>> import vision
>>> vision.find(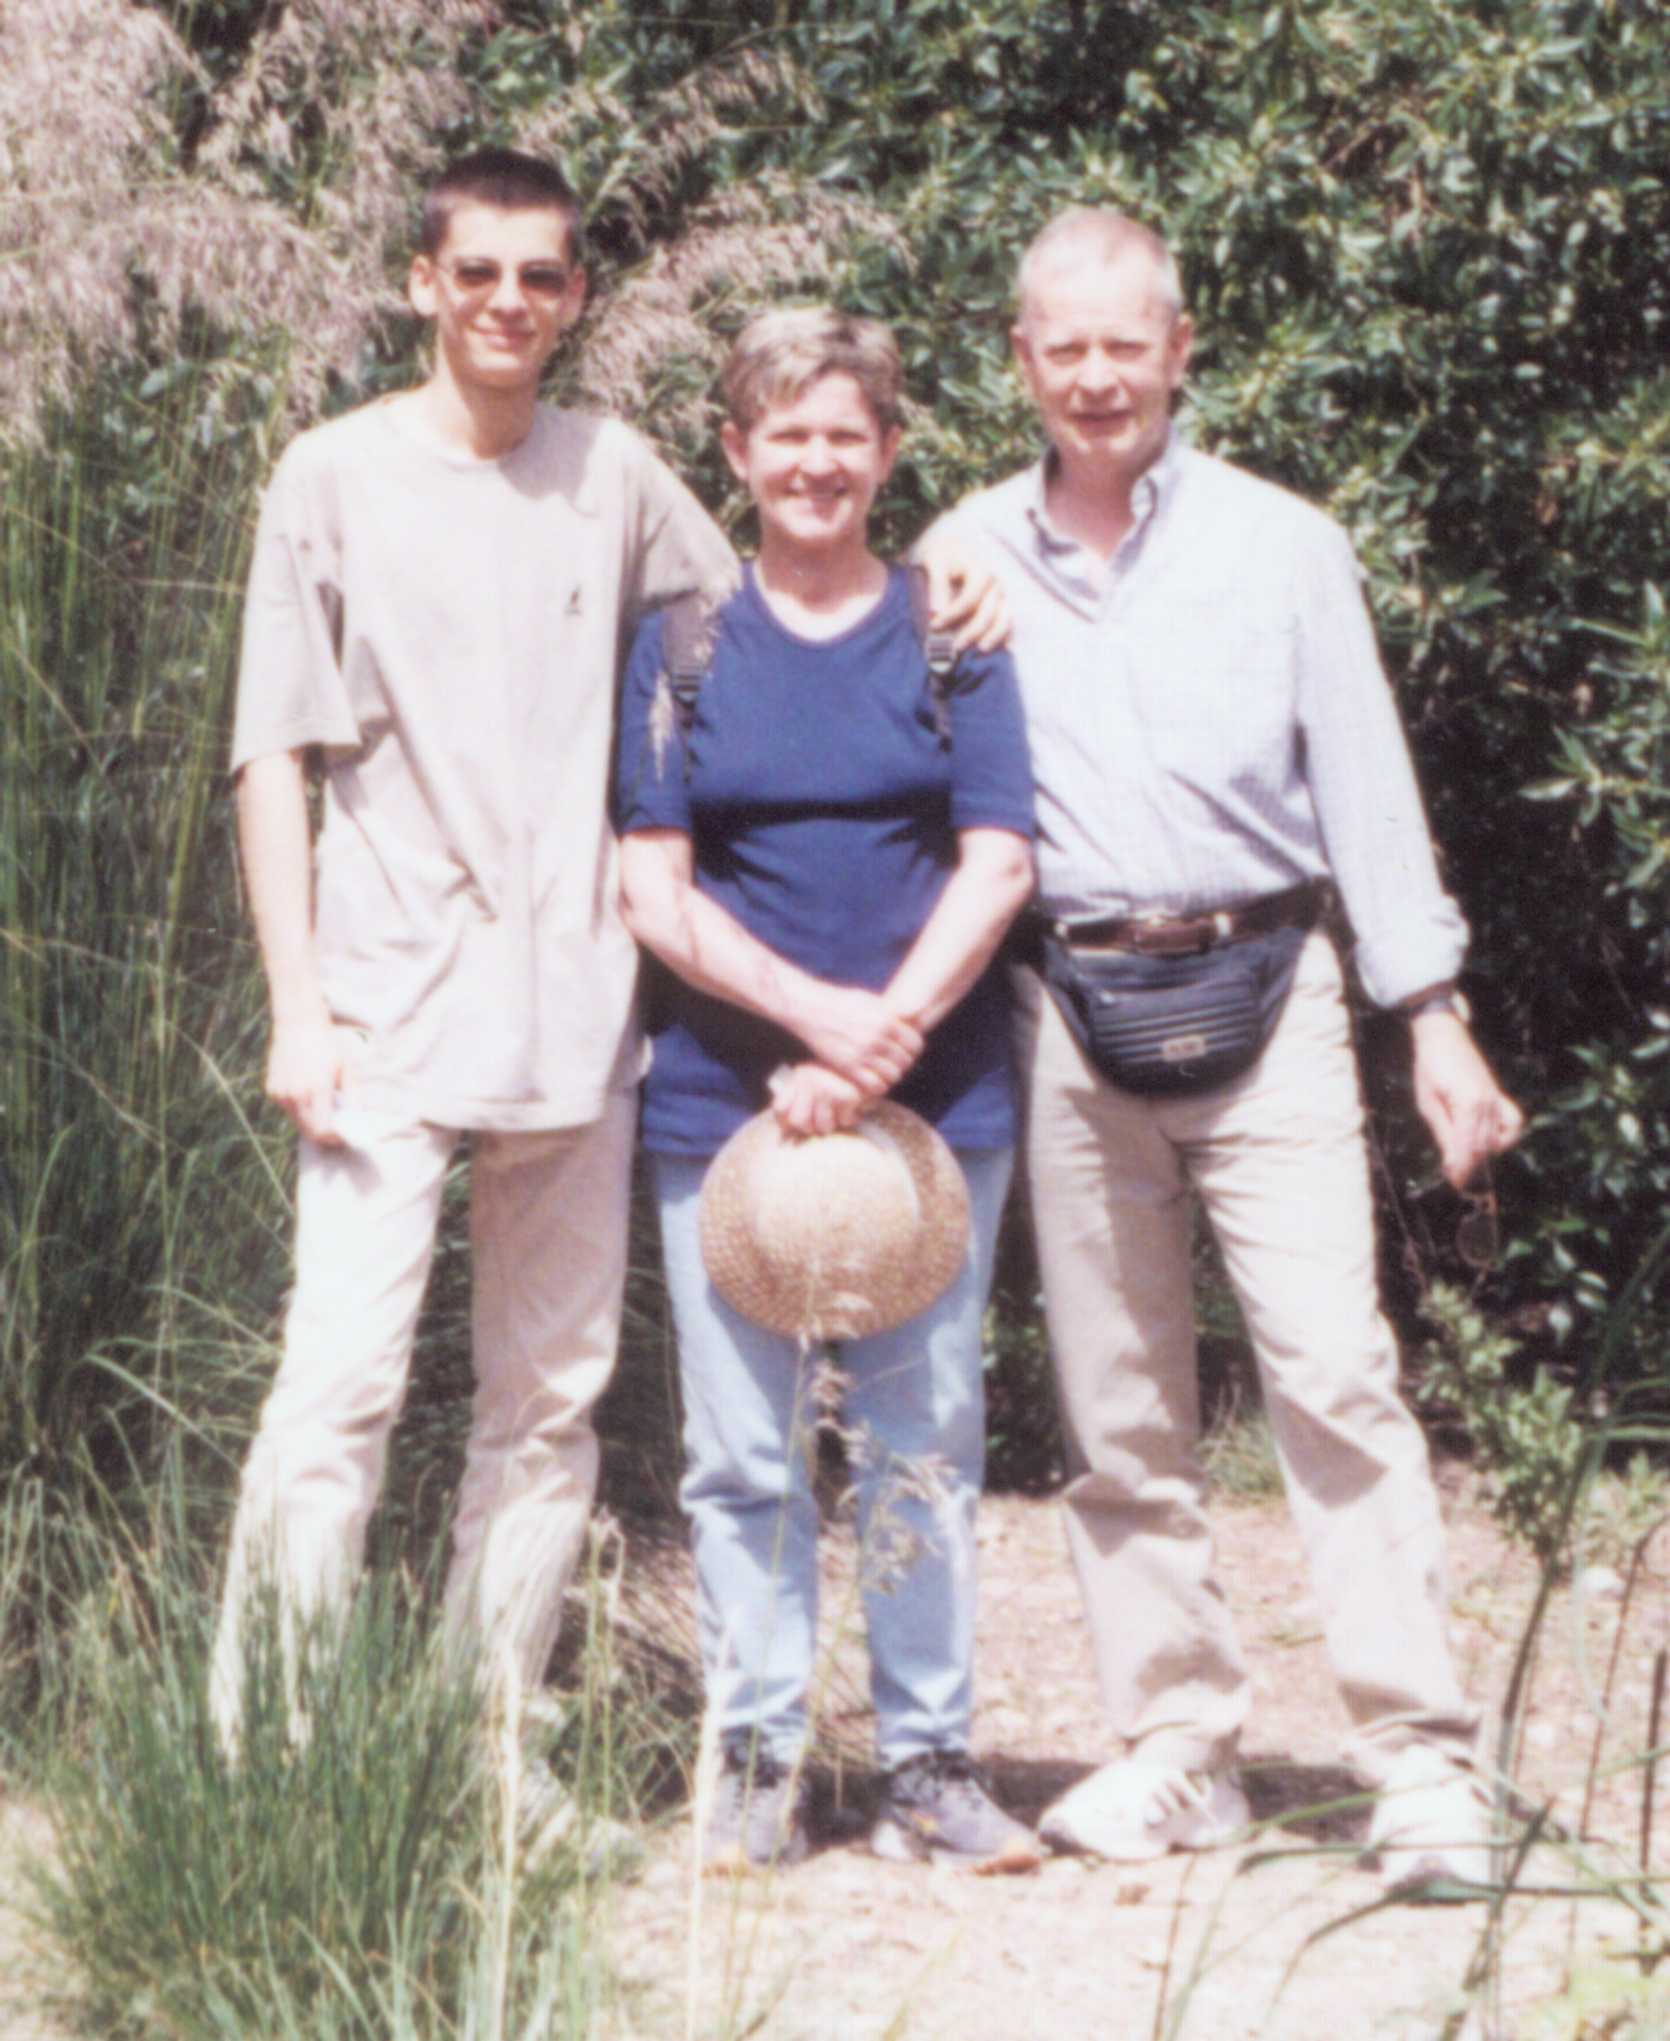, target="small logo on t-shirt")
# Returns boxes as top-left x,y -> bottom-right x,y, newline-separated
565,586 -> 584,616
